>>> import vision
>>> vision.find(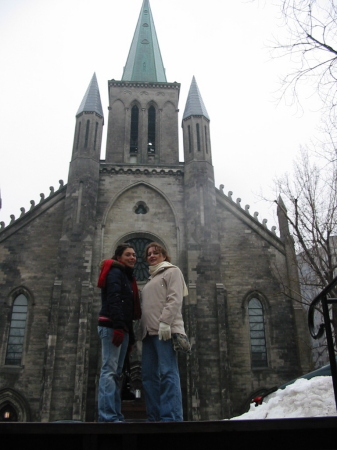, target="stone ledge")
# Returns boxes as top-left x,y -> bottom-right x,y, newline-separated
108,80 -> 180,90
0,417 -> 337,449
100,165 -> 184,176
